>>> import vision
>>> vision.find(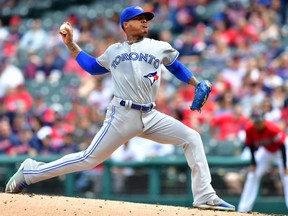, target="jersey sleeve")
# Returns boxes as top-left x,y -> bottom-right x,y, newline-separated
96,46 -> 111,70
160,41 -> 179,66
267,122 -> 286,144
244,123 -> 254,146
